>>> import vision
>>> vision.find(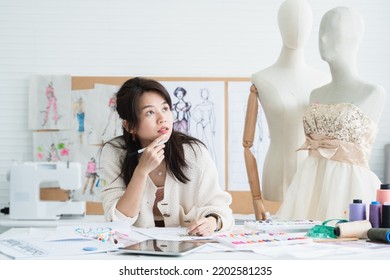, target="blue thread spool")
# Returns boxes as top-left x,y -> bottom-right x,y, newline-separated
349,199 -> 366,222
369,201 -> 381,228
